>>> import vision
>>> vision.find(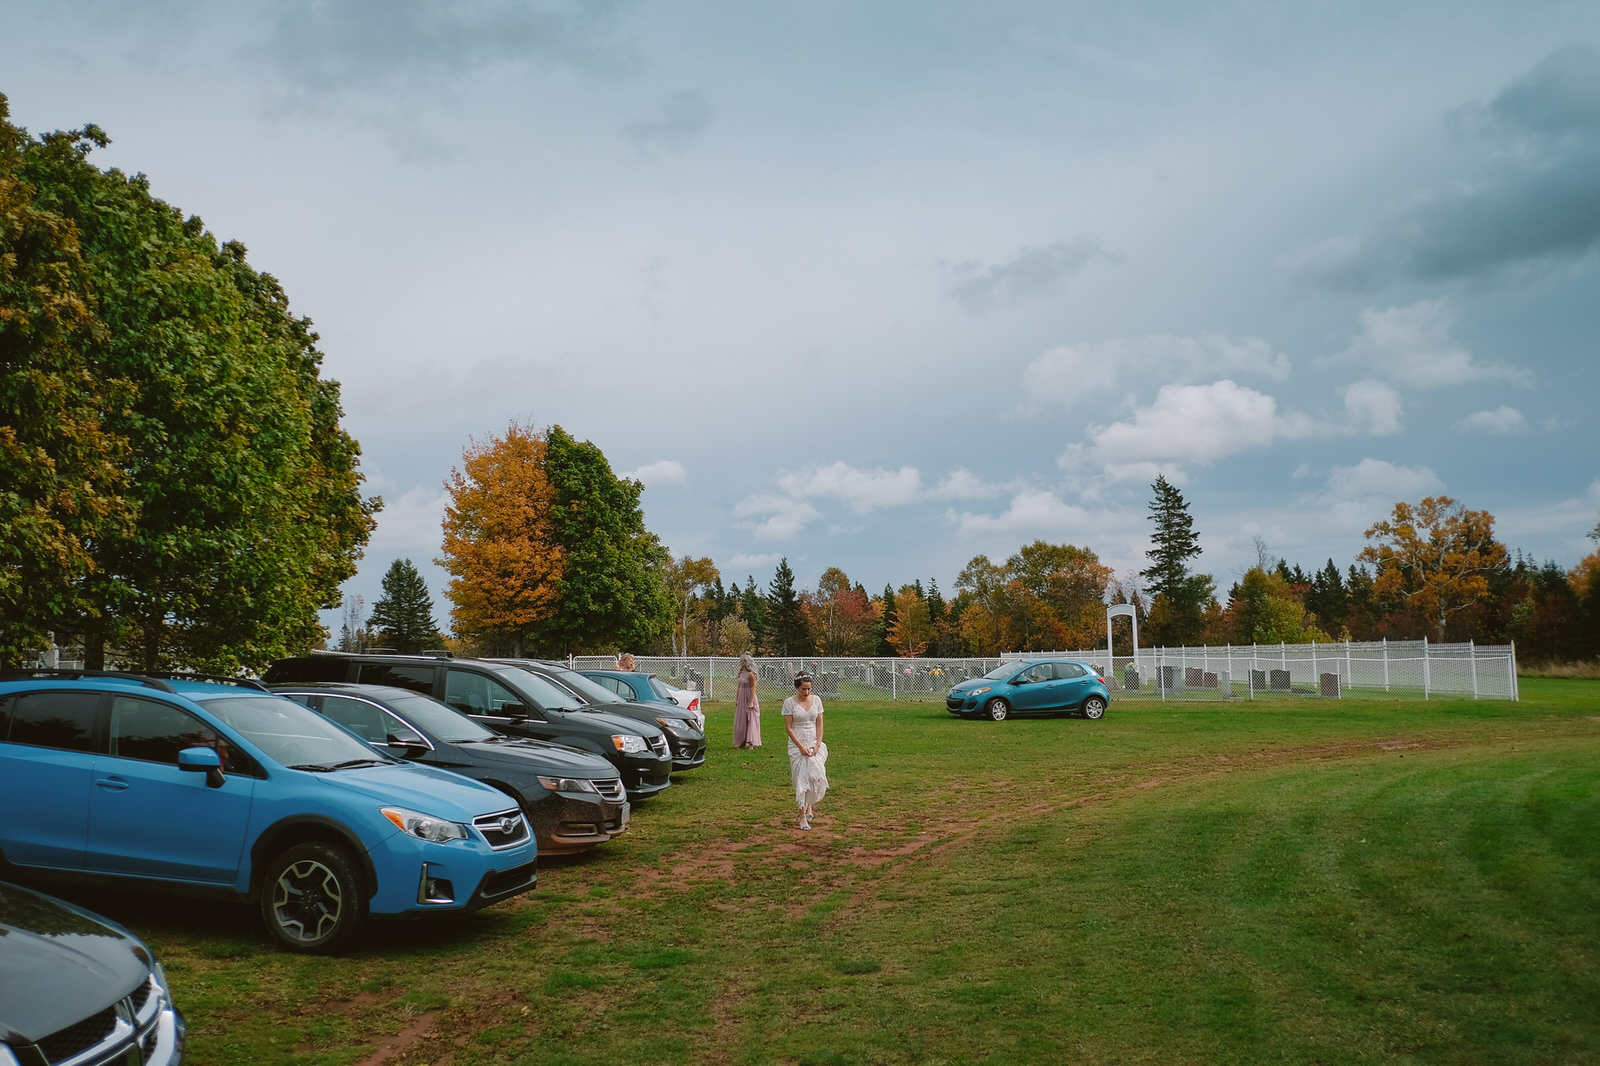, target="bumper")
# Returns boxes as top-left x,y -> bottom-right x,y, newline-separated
366,830 -> 538,918
528,792 -> 631,855
668,735 -> 707,770
618,753 -> 673,797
